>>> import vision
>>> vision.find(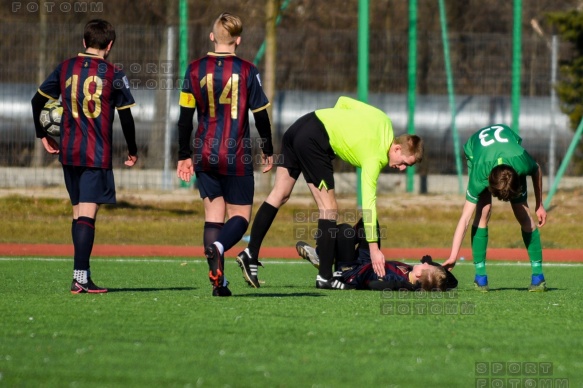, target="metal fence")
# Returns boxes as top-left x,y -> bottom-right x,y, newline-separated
1,20 -> 579,193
